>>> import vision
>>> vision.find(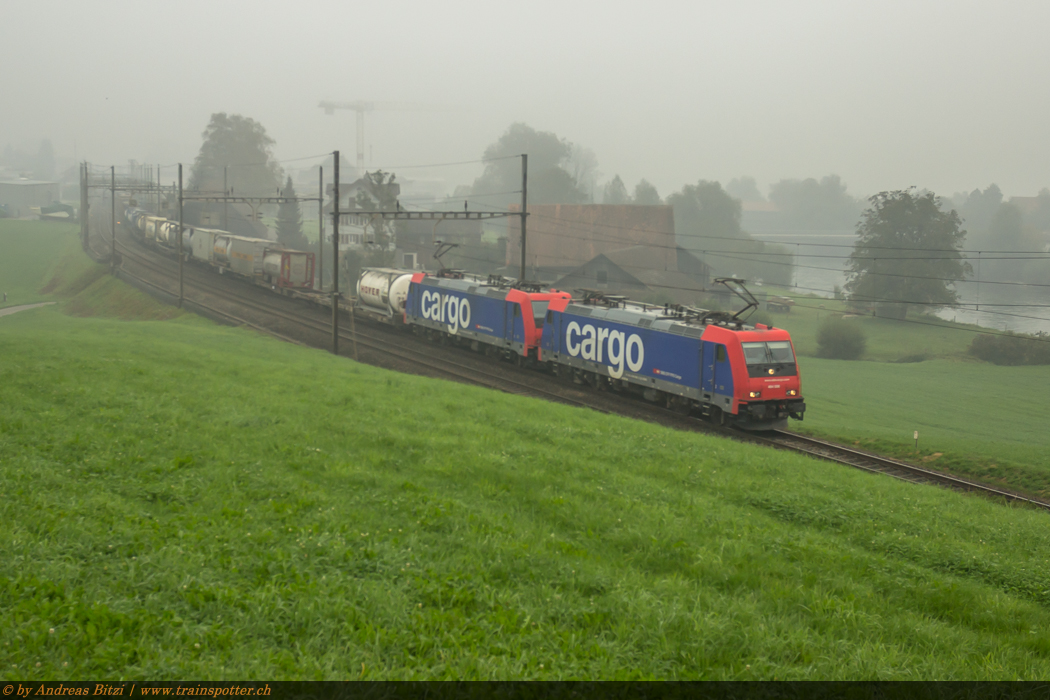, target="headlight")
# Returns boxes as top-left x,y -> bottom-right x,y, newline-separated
749,391 -> 761,398
786,389 -> 797,397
